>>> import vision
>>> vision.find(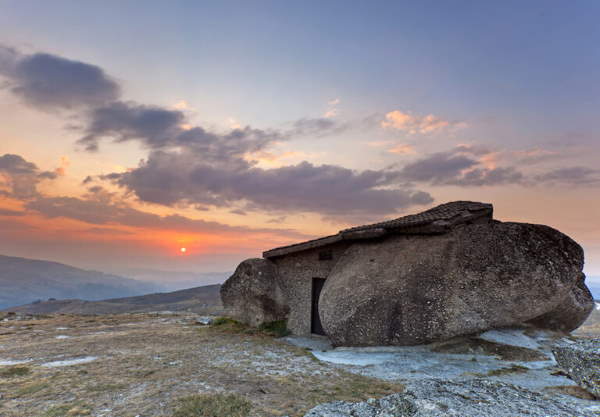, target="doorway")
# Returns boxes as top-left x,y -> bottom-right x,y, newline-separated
311,278 -> 327,335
